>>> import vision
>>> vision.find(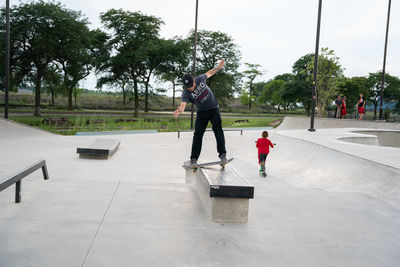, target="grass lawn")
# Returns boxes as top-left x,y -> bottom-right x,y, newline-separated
10,115 -> 282,136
